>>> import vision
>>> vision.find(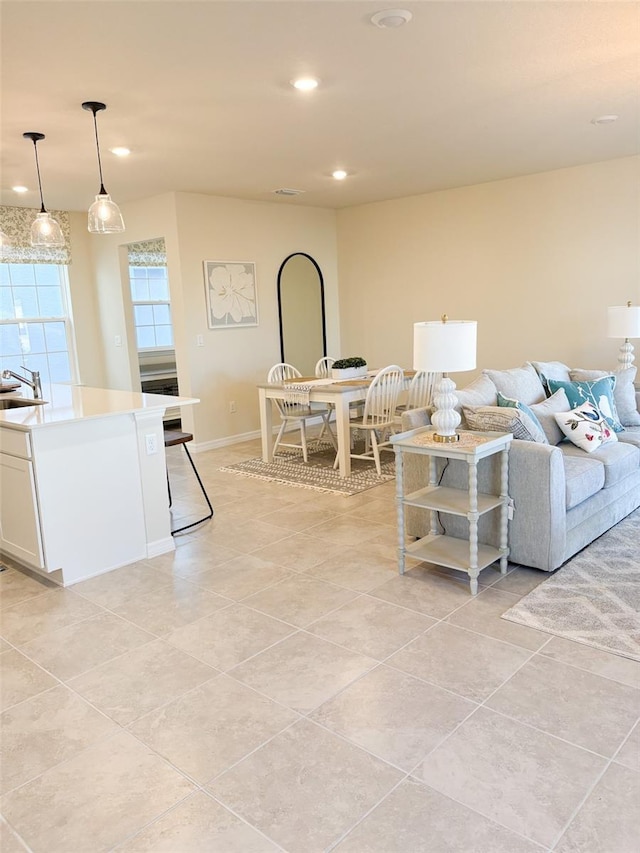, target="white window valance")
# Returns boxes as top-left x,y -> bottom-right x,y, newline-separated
127,238 -> 166,267
0,205 -> 71,264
